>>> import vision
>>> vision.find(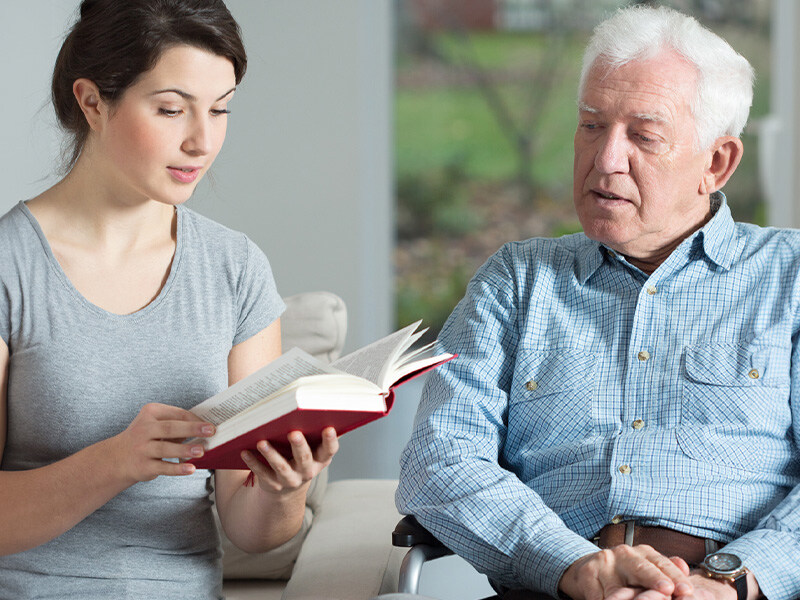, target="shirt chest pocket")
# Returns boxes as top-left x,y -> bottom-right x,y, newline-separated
677,343 -> 792,472
509,349 -> 597,447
